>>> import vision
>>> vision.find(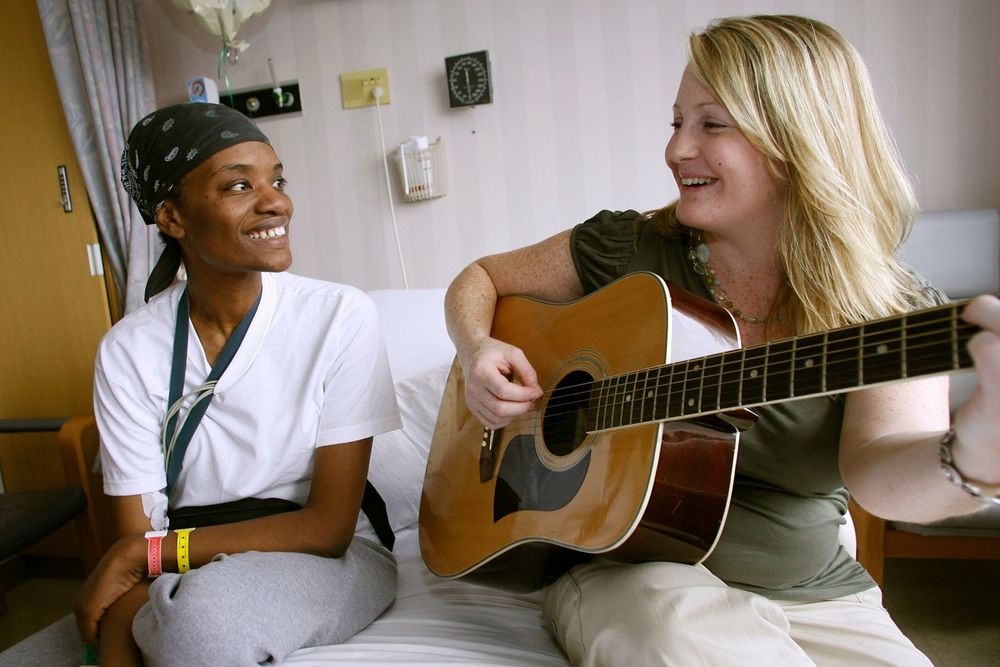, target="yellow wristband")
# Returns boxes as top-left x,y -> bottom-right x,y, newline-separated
175,527 -> 196,573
